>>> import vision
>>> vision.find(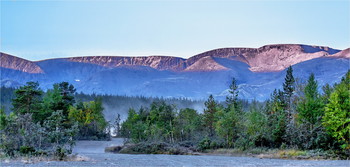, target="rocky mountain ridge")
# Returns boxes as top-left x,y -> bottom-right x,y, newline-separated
1,44 -> 346,74
0,53 -> 44,73
1,44 -> 349,101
